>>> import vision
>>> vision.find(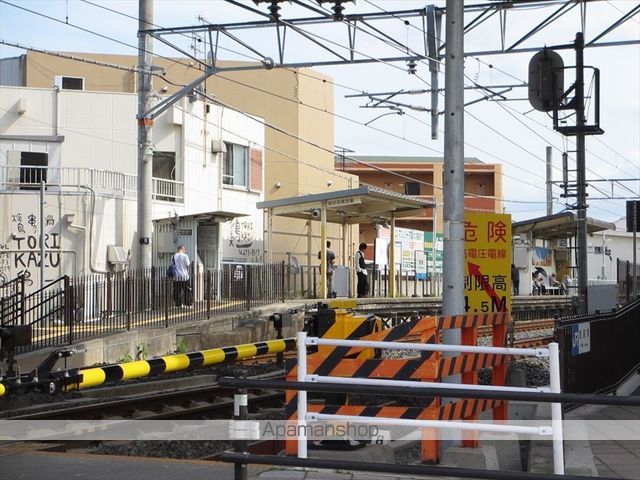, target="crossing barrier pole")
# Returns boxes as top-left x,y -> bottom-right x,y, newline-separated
297,331 -> 308,459
492,321 -> 509,421
461,325 -> 479,447
233,369 -> 249,480
549,342 -> 565,475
